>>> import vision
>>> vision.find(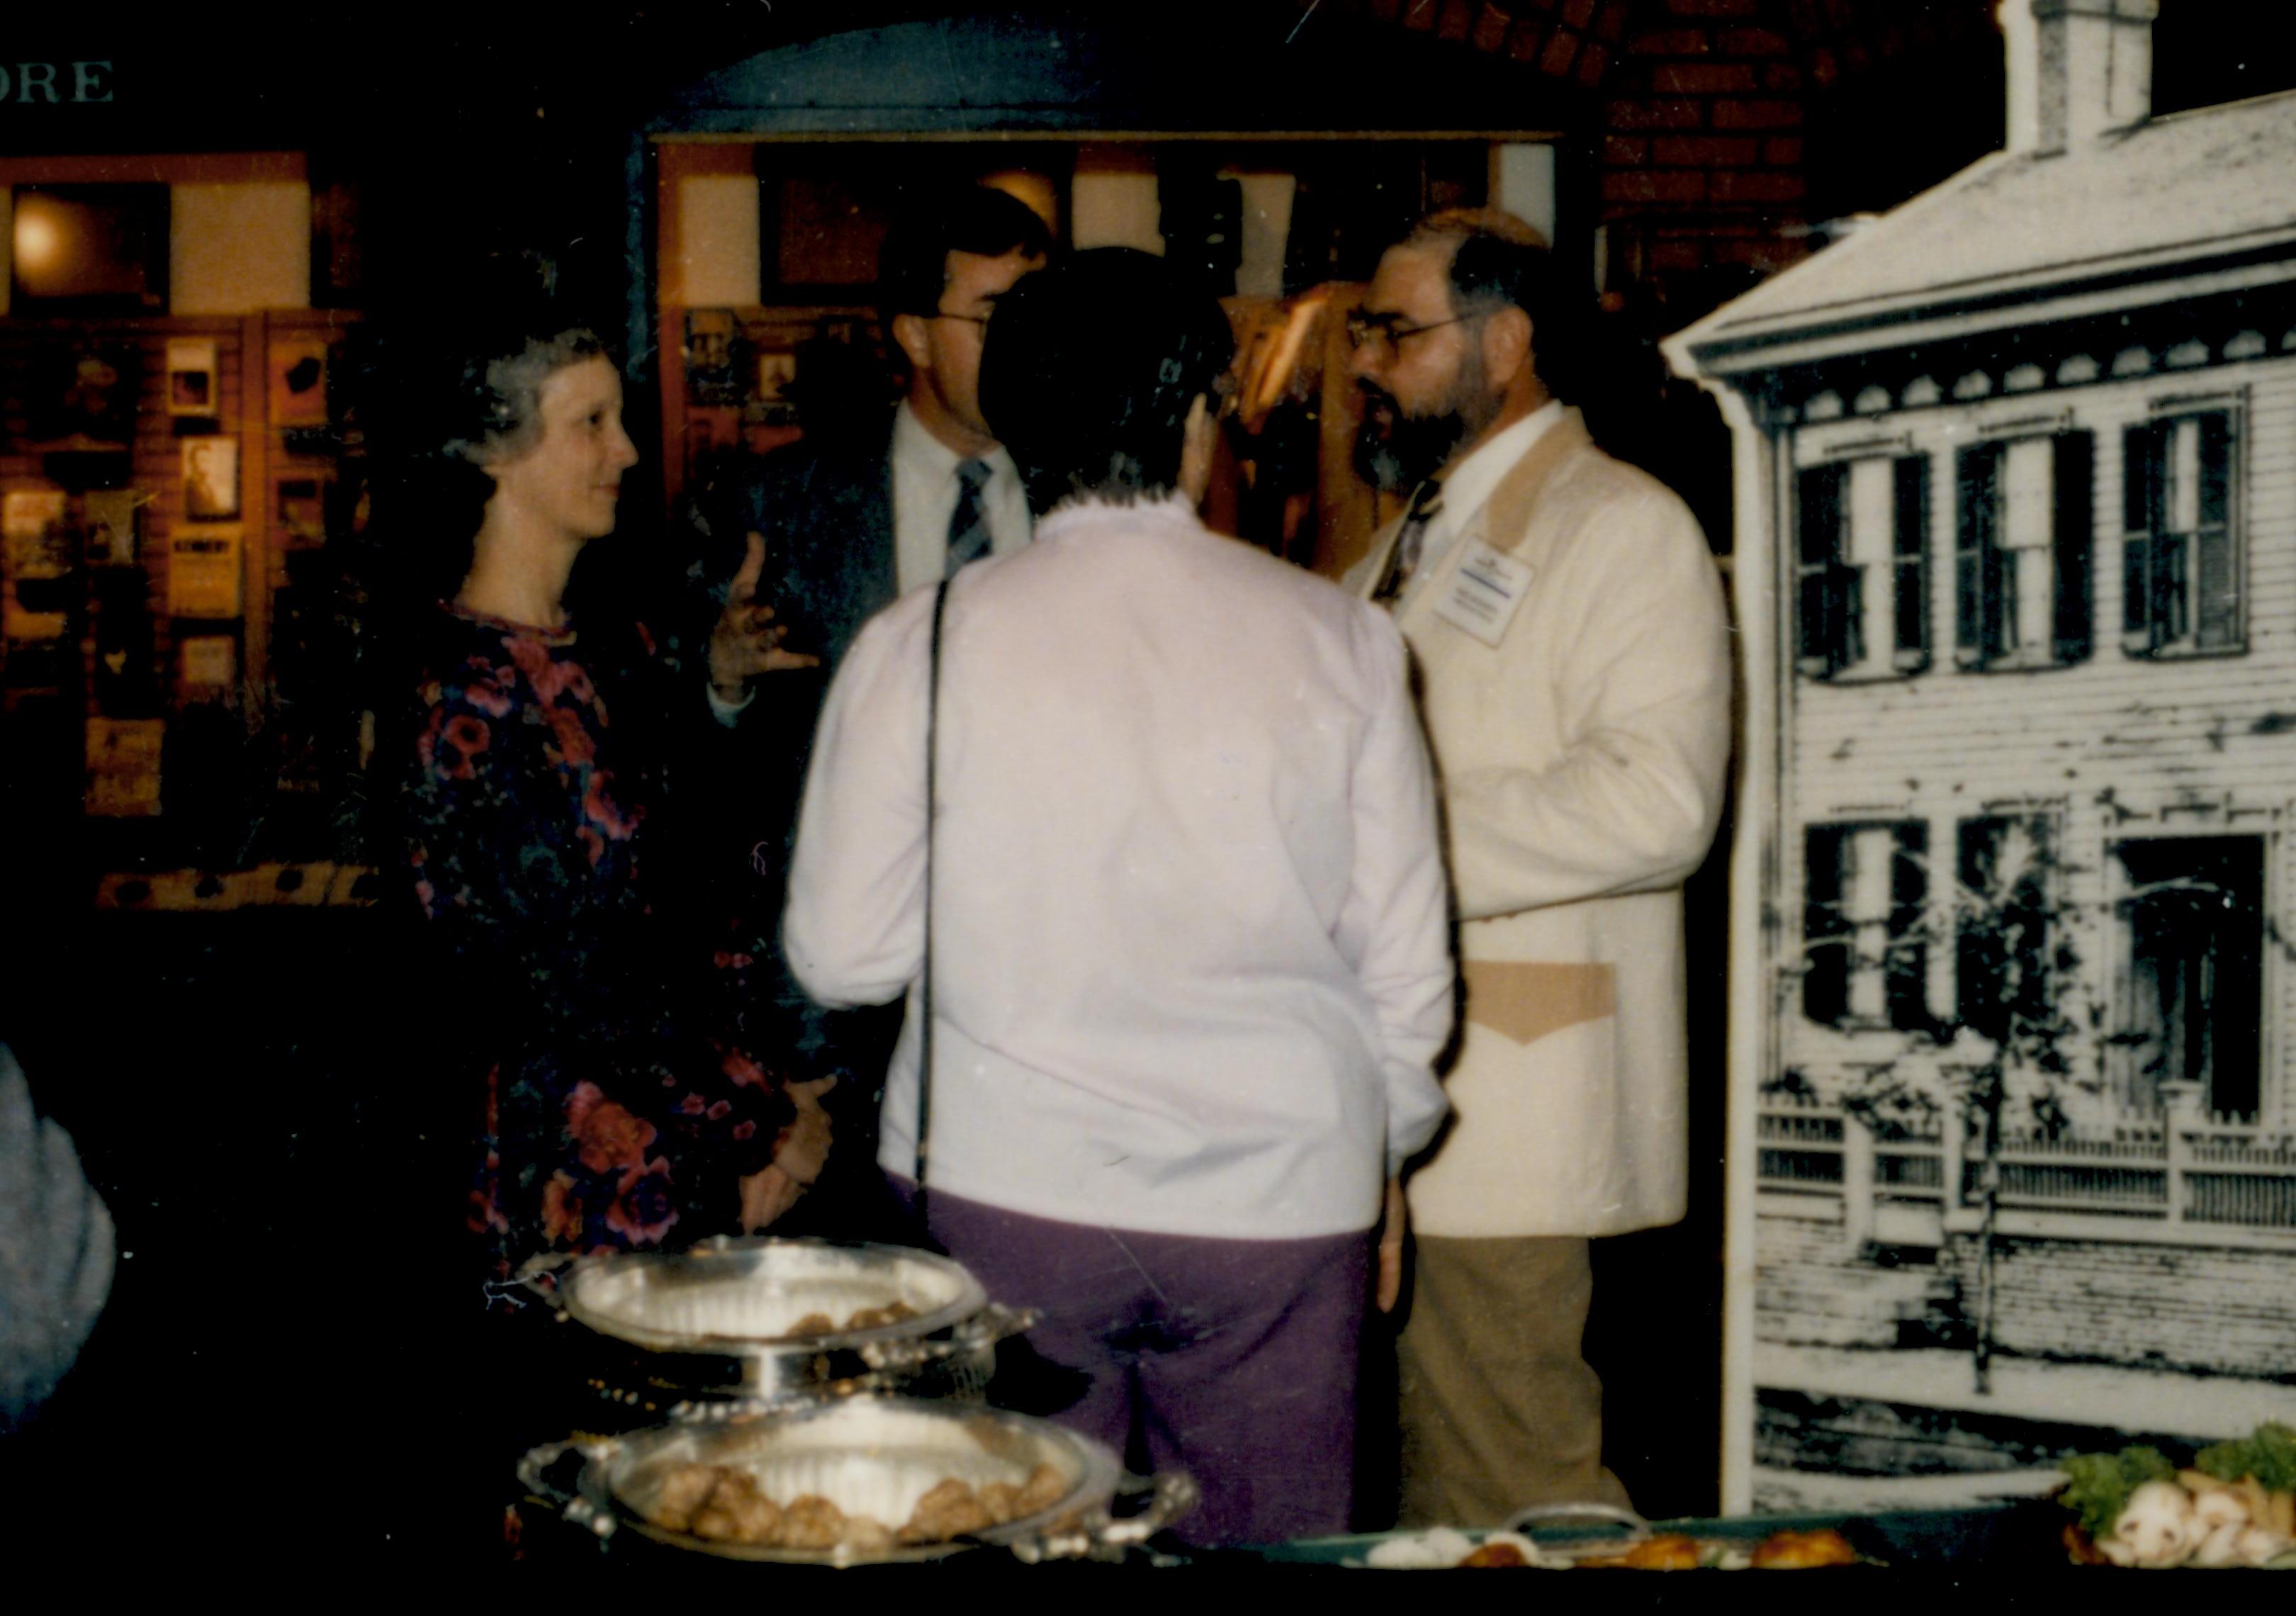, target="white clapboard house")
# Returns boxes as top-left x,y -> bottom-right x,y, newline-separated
1668,0 -> 2296,1512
